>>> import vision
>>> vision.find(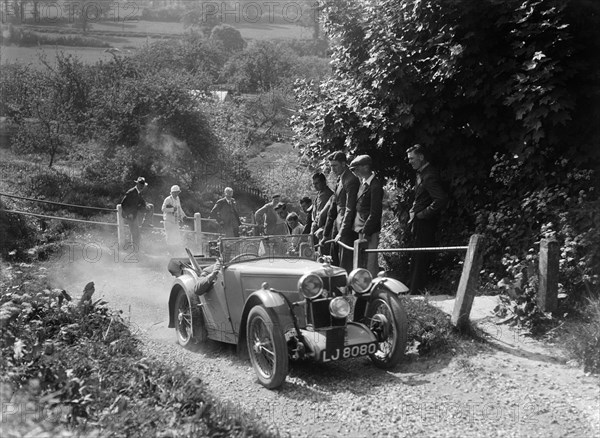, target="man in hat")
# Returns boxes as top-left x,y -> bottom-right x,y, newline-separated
254,194 -> 282,235
210,187 -> 241,237
350,154 -> 384,276
406,144 -> 448,293
120,177 -> 153,252
161,184 -> 190,255
322,151 -> 360,272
